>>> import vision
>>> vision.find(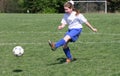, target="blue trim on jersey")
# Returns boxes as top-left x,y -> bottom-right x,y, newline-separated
65,28 -> 82,42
